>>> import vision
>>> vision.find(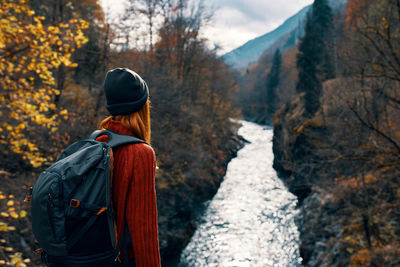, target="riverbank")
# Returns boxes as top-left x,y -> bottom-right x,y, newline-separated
272,93 -> 400,266
272,98 -> 352,266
